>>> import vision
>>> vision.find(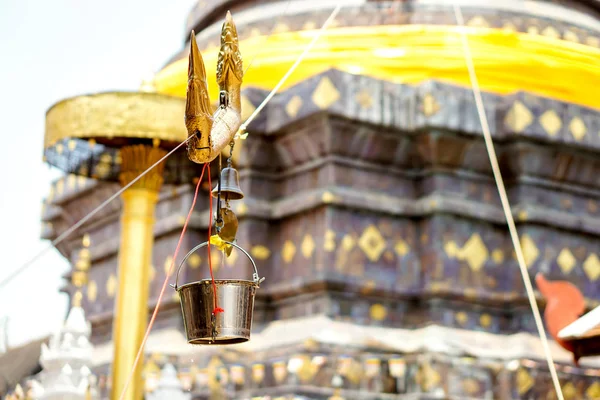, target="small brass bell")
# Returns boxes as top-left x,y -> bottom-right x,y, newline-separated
212,166 -> 244,200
